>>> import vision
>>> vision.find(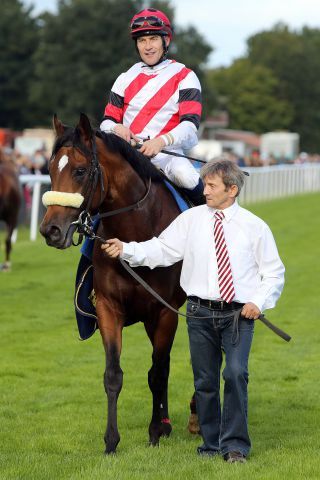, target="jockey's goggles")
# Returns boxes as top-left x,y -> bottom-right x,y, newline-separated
131,16 -> 165,29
